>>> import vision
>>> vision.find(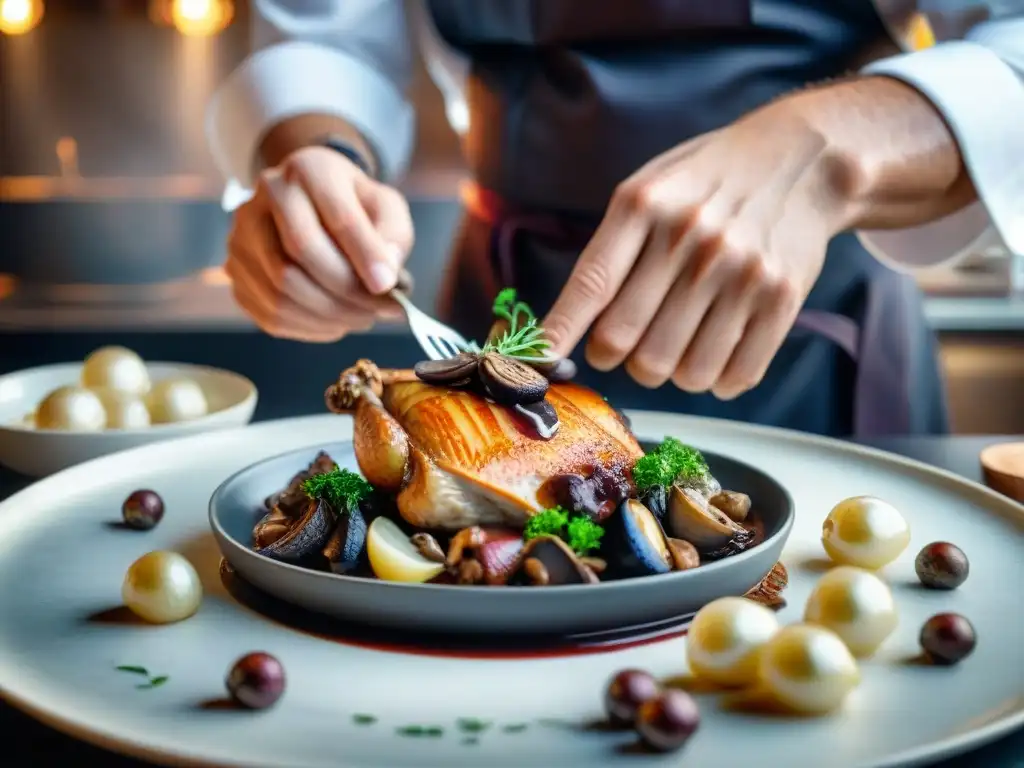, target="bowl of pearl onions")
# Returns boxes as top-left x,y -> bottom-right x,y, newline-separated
0,346 -> 257,477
